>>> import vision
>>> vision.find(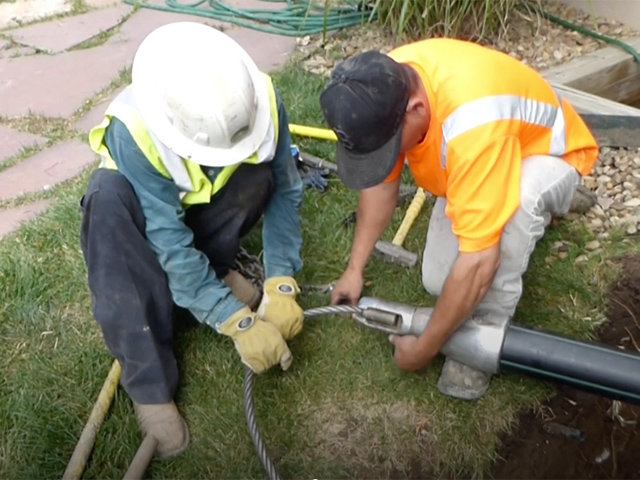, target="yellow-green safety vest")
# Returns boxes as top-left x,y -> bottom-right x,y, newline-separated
88,74 -> 279,207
